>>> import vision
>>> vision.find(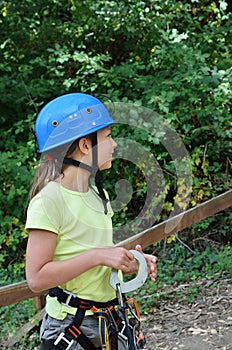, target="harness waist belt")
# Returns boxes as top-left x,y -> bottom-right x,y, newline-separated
49,287 -> 118,309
